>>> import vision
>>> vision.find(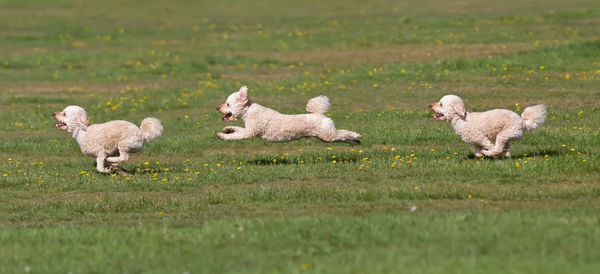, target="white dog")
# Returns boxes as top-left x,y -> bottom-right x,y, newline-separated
429,95 -> 546,157
216,86 -> 362,144
53,106 -> 163,173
